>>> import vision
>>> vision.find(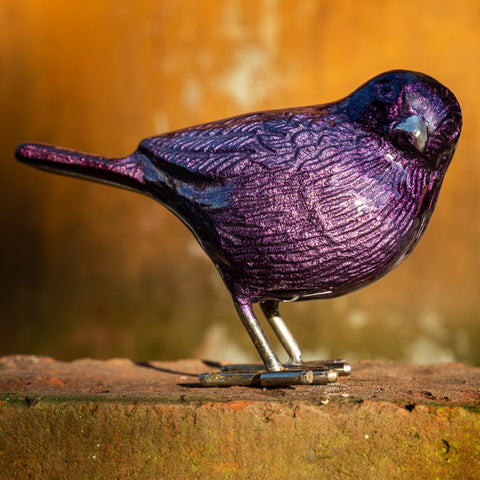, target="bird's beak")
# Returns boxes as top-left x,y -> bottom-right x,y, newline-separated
392,115 -> 428,152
